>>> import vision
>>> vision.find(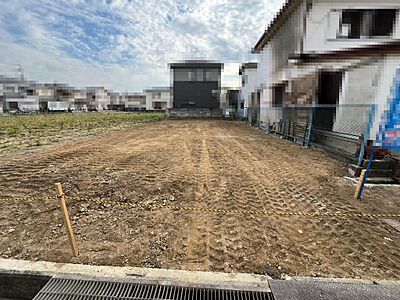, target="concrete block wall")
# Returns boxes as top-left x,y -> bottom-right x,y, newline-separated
166,108 -> 223,119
